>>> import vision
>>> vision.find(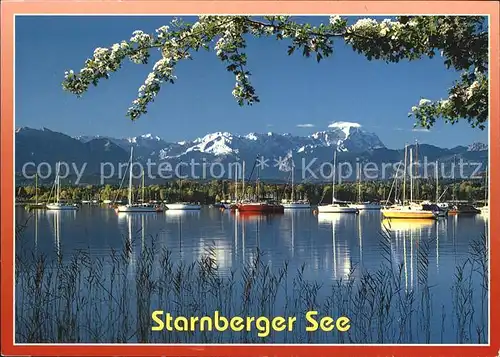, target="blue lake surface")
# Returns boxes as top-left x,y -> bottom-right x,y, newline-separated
14,206 -> 489,344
